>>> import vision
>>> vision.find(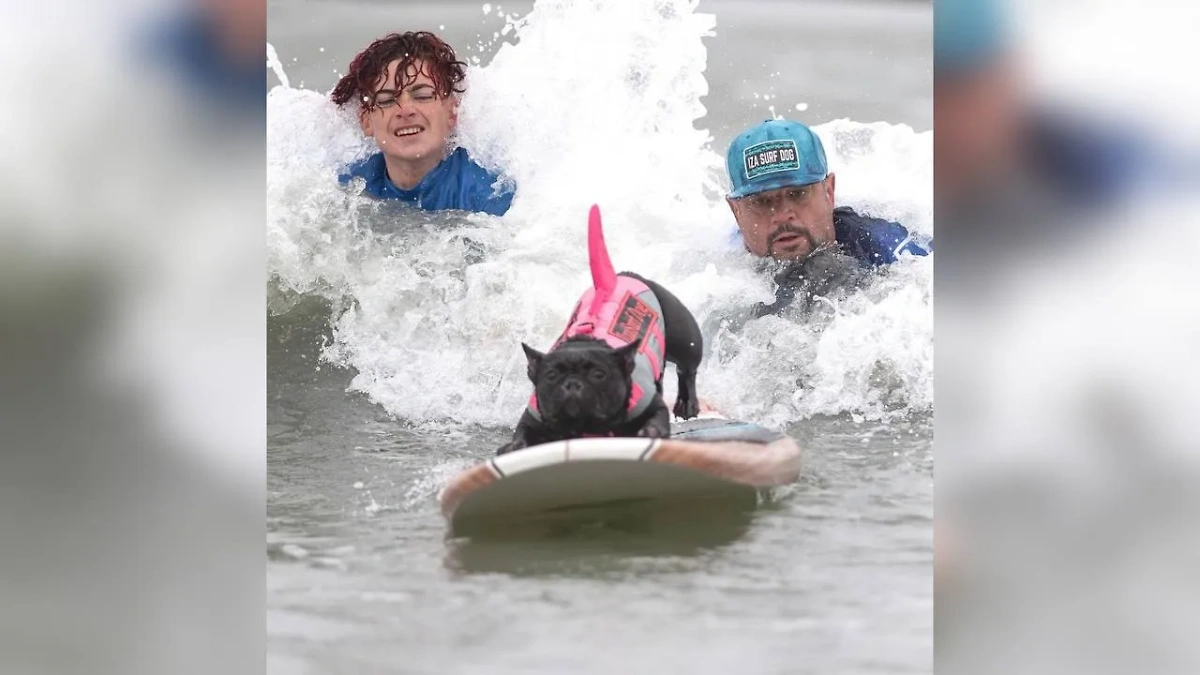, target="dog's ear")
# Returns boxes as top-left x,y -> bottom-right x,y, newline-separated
613,341 -> 640,377
521,343 -> 544,382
